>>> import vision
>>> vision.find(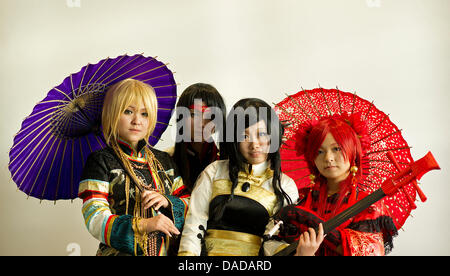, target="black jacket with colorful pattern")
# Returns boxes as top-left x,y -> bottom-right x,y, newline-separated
78,139 -> 188,256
